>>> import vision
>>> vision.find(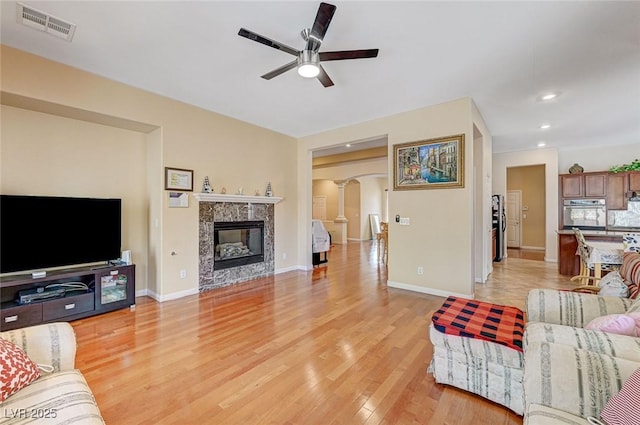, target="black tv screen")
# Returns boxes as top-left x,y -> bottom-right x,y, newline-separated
1,195 -> 121,274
